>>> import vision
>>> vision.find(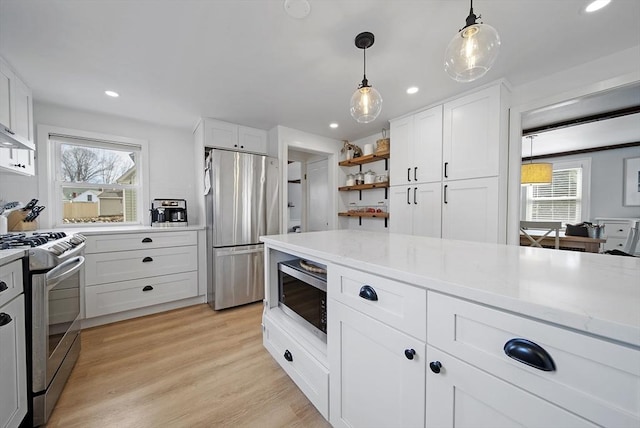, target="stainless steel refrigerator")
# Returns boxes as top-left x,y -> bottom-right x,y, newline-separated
205,148 -> 279,310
